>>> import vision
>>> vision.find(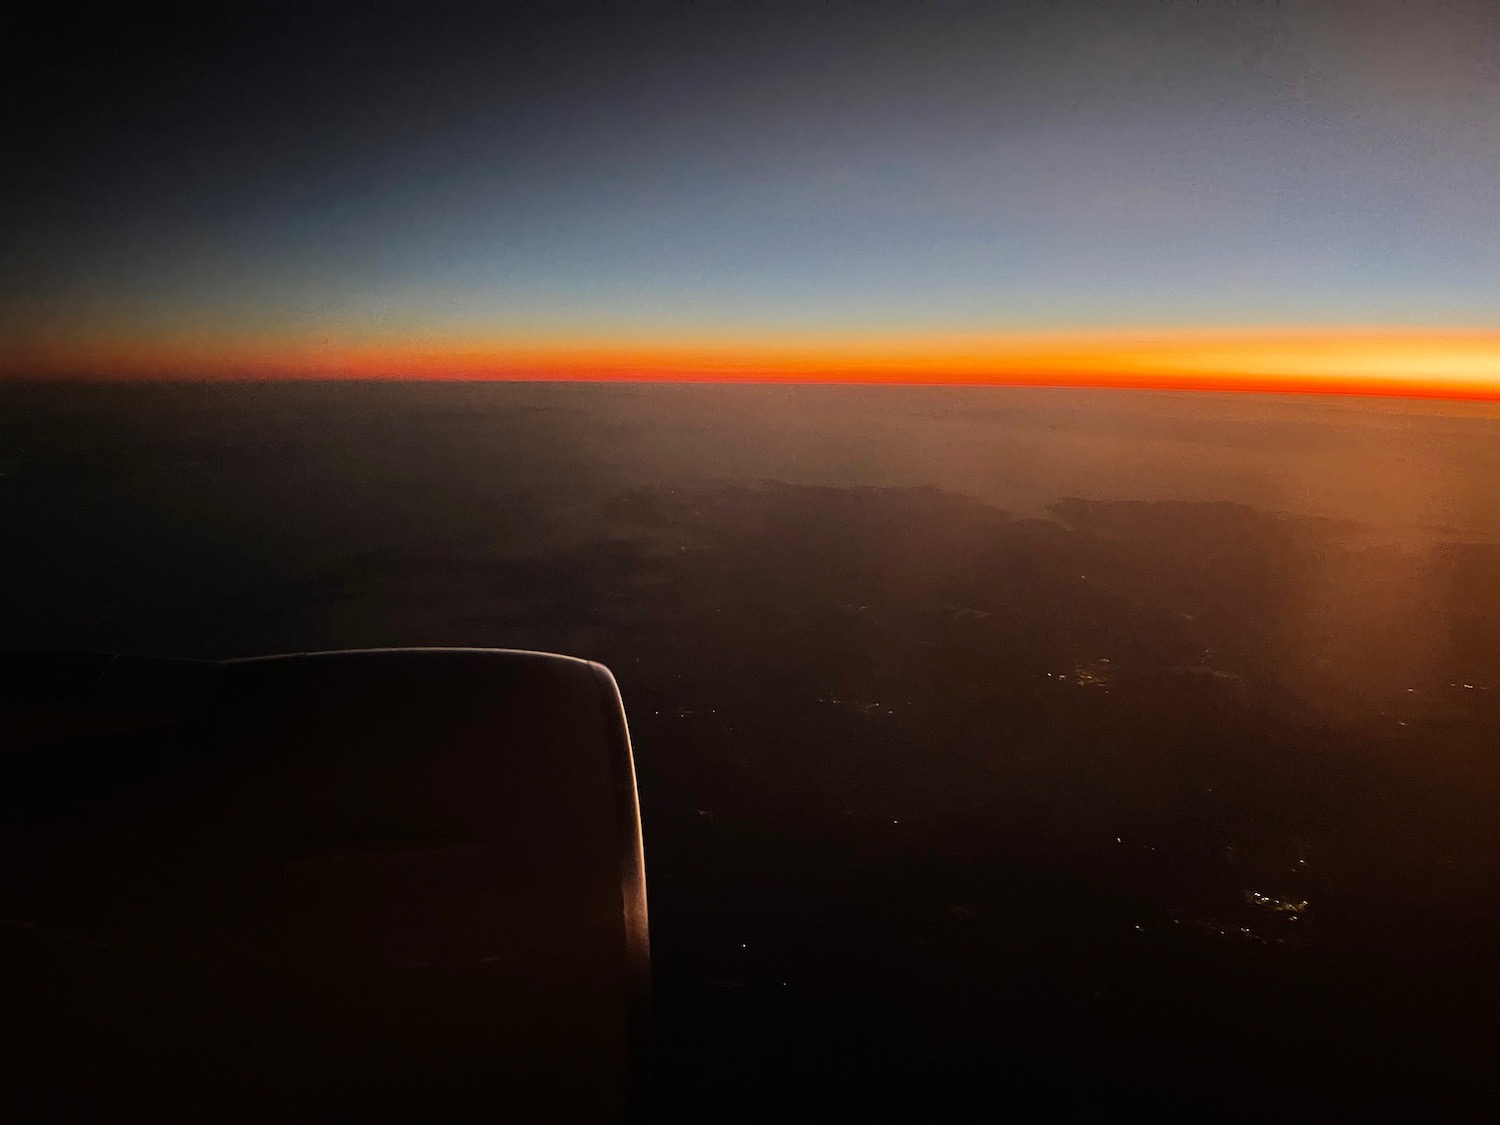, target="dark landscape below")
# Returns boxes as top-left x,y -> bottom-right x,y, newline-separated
3,381 -> 1498,1120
